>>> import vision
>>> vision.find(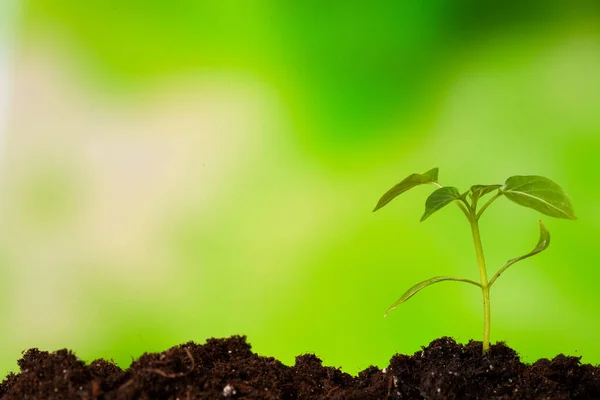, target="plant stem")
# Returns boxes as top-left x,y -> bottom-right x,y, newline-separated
470,218 -> 491,353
